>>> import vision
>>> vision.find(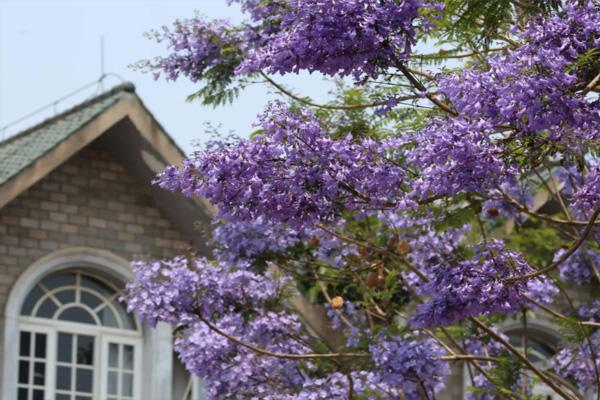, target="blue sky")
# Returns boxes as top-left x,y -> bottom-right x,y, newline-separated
0,0 -> 334,153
